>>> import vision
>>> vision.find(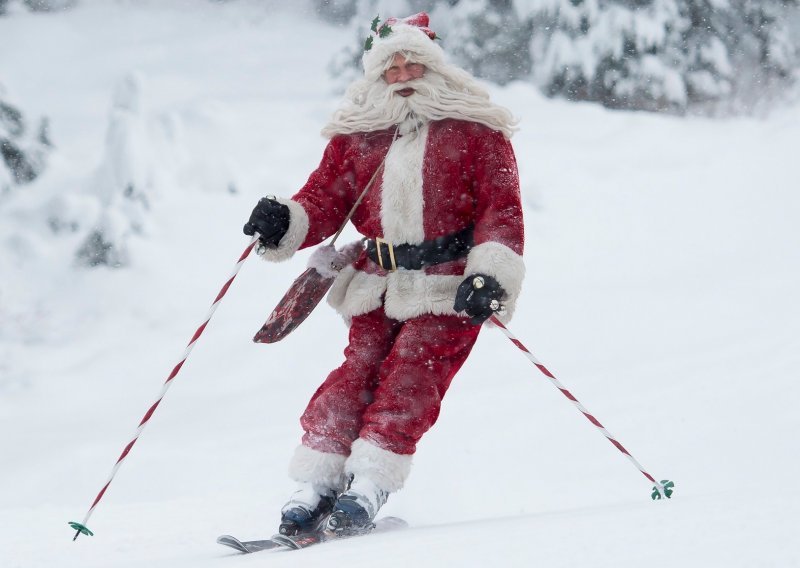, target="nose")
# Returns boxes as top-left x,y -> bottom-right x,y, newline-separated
396,67 -> 414,83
